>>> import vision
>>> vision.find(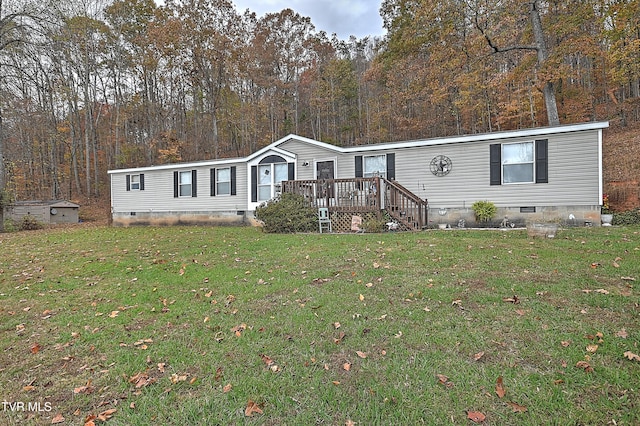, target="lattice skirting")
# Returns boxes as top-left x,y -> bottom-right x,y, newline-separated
329,211 -> 380,233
